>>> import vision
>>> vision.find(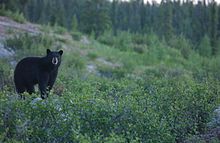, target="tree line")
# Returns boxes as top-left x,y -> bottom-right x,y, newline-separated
0,0 -> 219,55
